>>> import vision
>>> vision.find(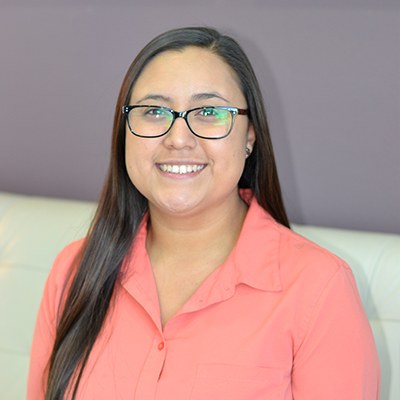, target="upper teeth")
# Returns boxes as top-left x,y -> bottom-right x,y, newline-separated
159,164 -> 205,174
